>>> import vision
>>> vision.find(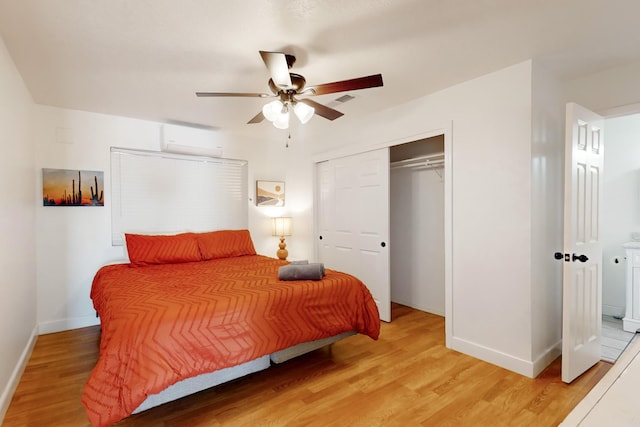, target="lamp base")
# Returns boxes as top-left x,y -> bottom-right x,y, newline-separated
277,236 -> 288,260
